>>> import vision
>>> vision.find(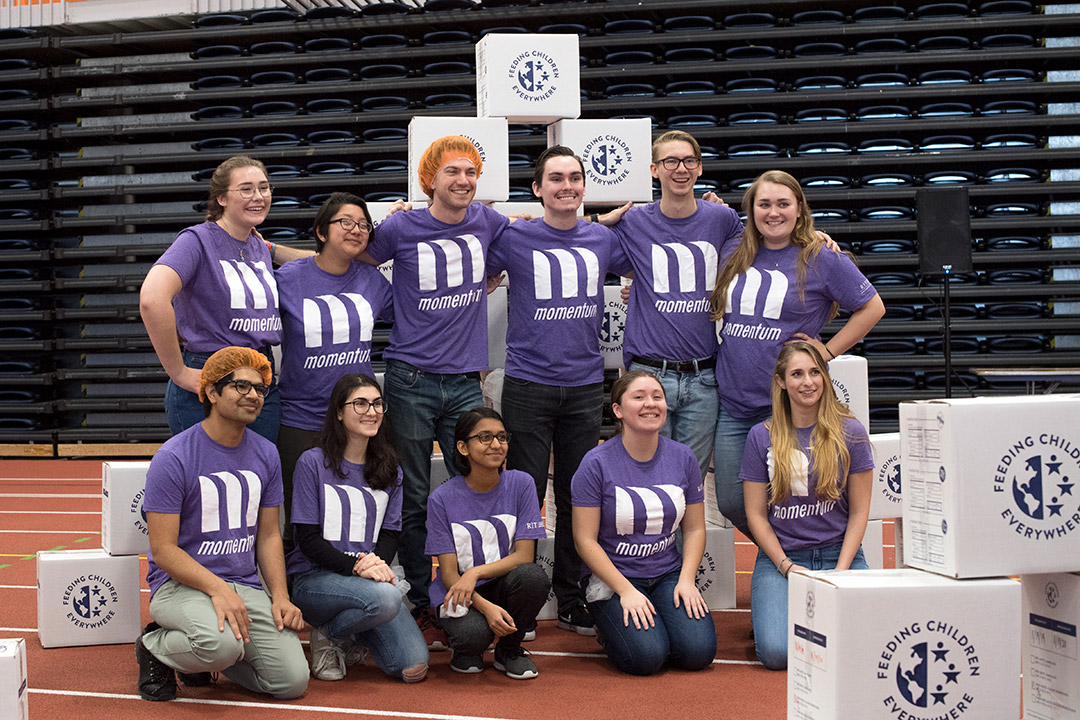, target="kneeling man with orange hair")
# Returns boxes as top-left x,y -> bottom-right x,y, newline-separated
135,346 -> 309,702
